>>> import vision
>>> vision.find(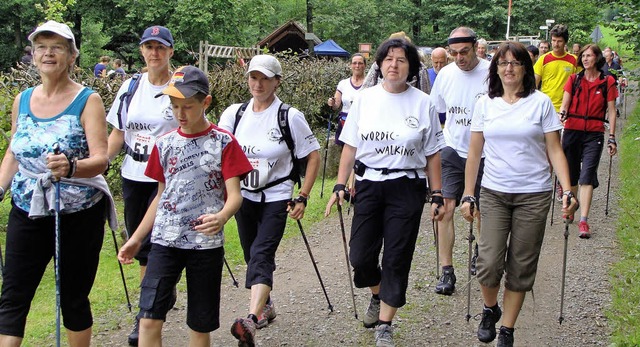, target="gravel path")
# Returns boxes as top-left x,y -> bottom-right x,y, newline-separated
93,95 -> 634,347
